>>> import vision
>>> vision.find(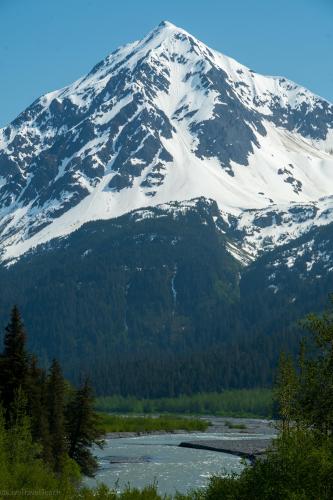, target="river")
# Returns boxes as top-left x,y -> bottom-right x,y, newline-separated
86,418 -> 276,496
